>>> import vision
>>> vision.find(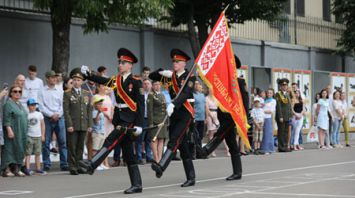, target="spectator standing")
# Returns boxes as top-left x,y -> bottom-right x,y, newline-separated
135,79 -> 153,164
38,70 -> 68,171
275,78 -> 292,152
1,86 -> 27,177
91,96 -> 107,170
82,79 -> 96,161
316,89 -> 330,149
340,92 -> 351,147
24,65 -> 44,103
14,74 -> 28,109
331,91 -> 343,148
147,81 -> 168,162
97,66 -> 108,77
291,90 -> 305,151
141,66 -> 151,80
0,87 -> 8,167
261,89 -> 276,154
251,98 -> 265,154
95,84 -> 114,168
63,69 -> 93,175
24,99 -> 46,176
63,77 -> 73,91
205,89 -> 228,157
193,81 -> 206,153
